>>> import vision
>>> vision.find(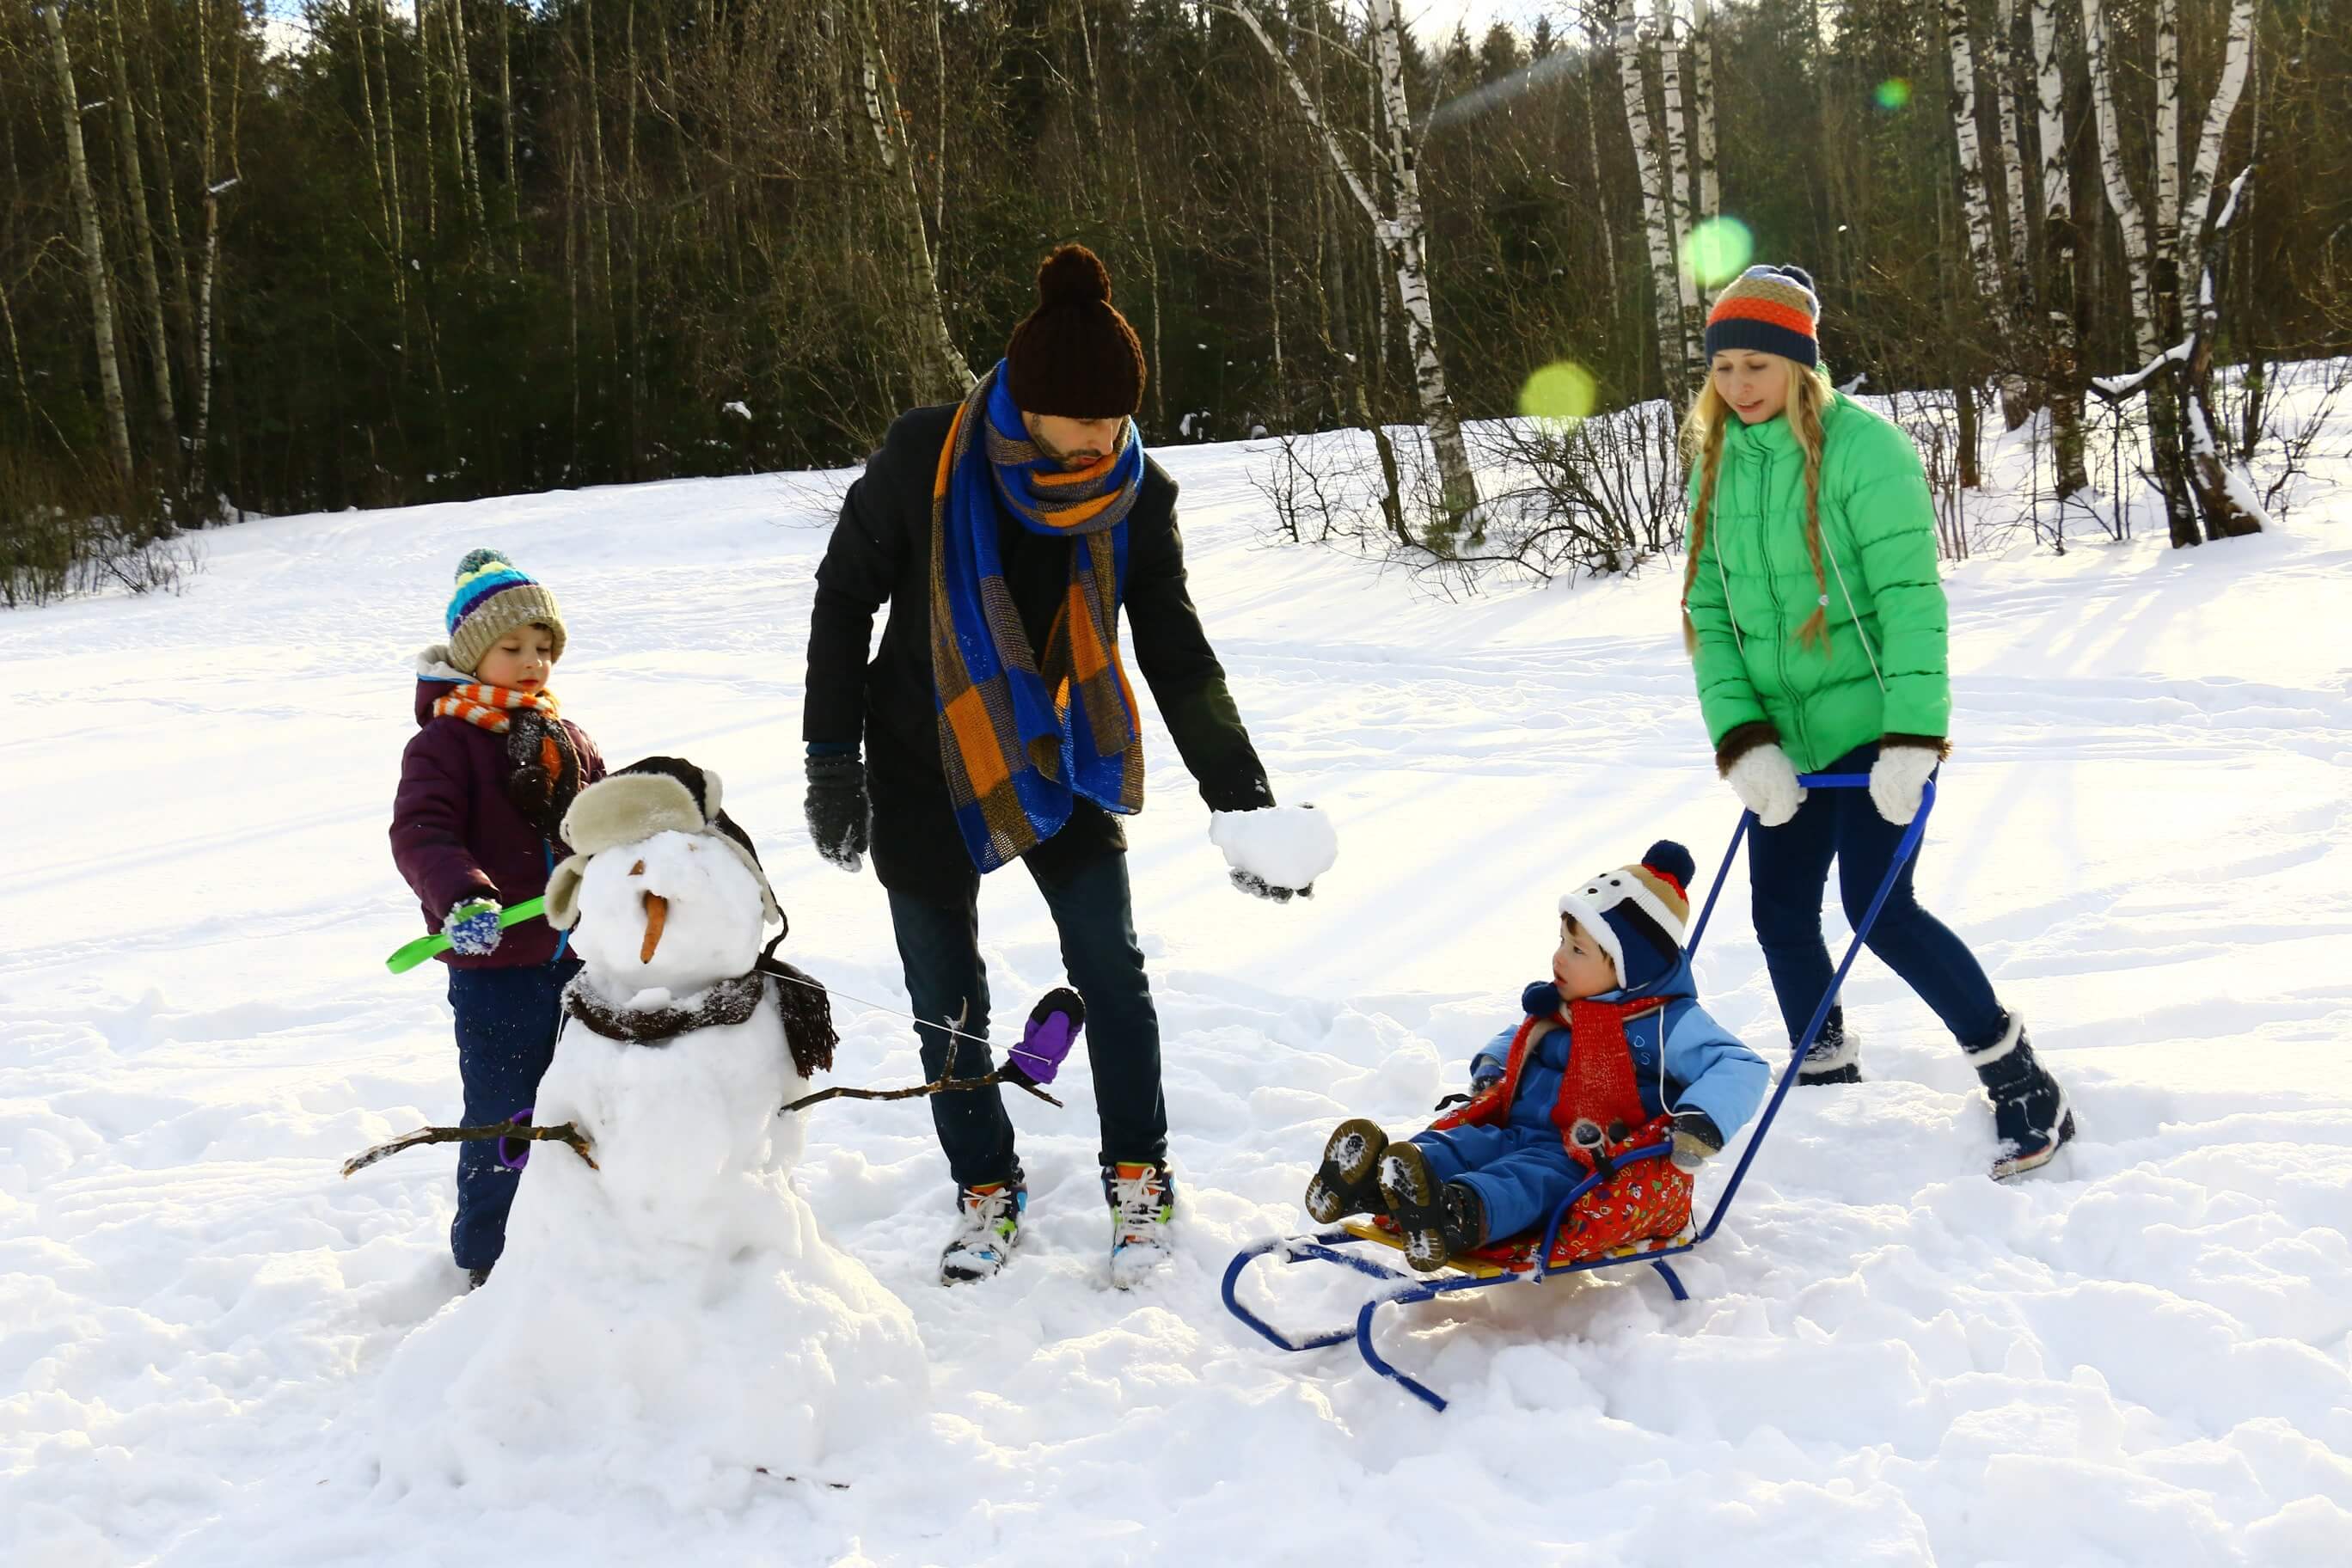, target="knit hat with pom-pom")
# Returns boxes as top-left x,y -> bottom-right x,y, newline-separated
1705,264 -> 1822,369
1558,840 -> 1699,995
444,548 -> 567,675
1004,243 -> 1148,419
